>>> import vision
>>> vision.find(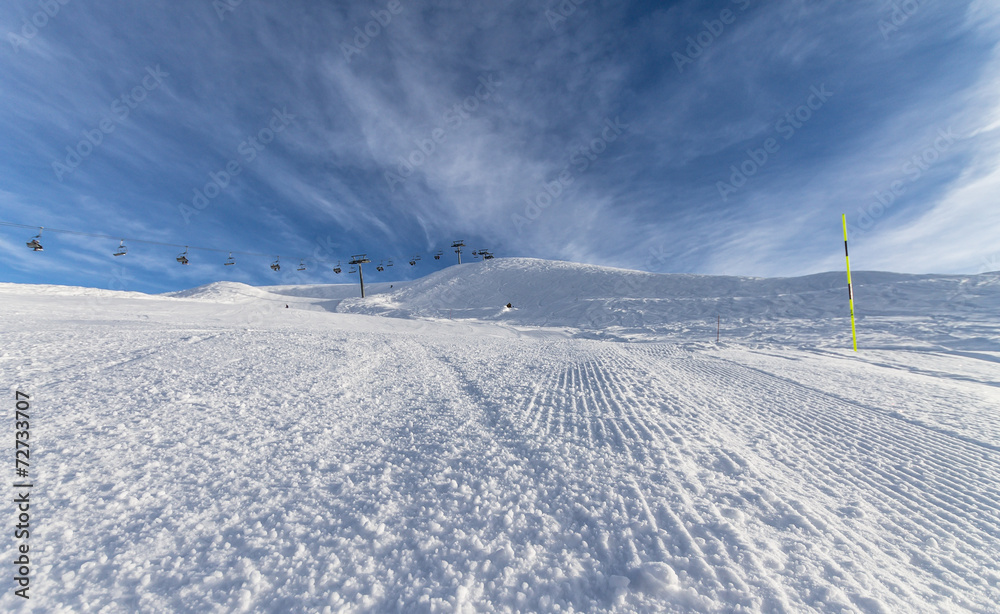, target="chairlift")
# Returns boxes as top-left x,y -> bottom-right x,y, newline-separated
25,228 -> 43,251
113,240 -> 127,257
434,250 -> 442,260
224,252 -> 236,266
333,260 -> 342,274
376,260 -> 384,272
297,259 -> 306,272
387,259 -> 394,267
176,247 -> 189,265
270,256 -> 281,272
484,252 -> 494,260
349,265 -> 357,274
